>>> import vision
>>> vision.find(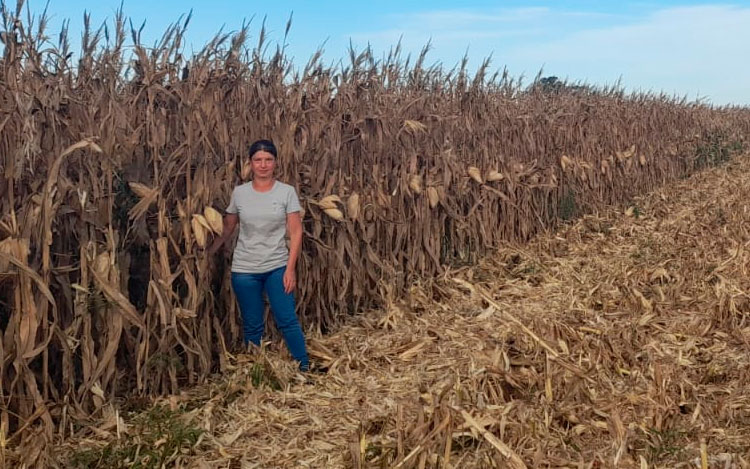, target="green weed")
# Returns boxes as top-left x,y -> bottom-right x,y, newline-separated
68,406 -> 203,469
